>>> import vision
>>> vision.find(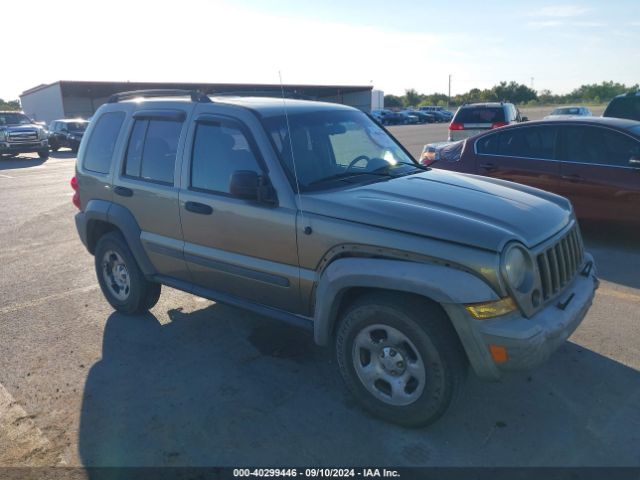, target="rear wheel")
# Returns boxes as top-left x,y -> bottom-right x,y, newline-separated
335,293 -> 467,427
94,231 -> 161,314
38,150 -> 49,159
